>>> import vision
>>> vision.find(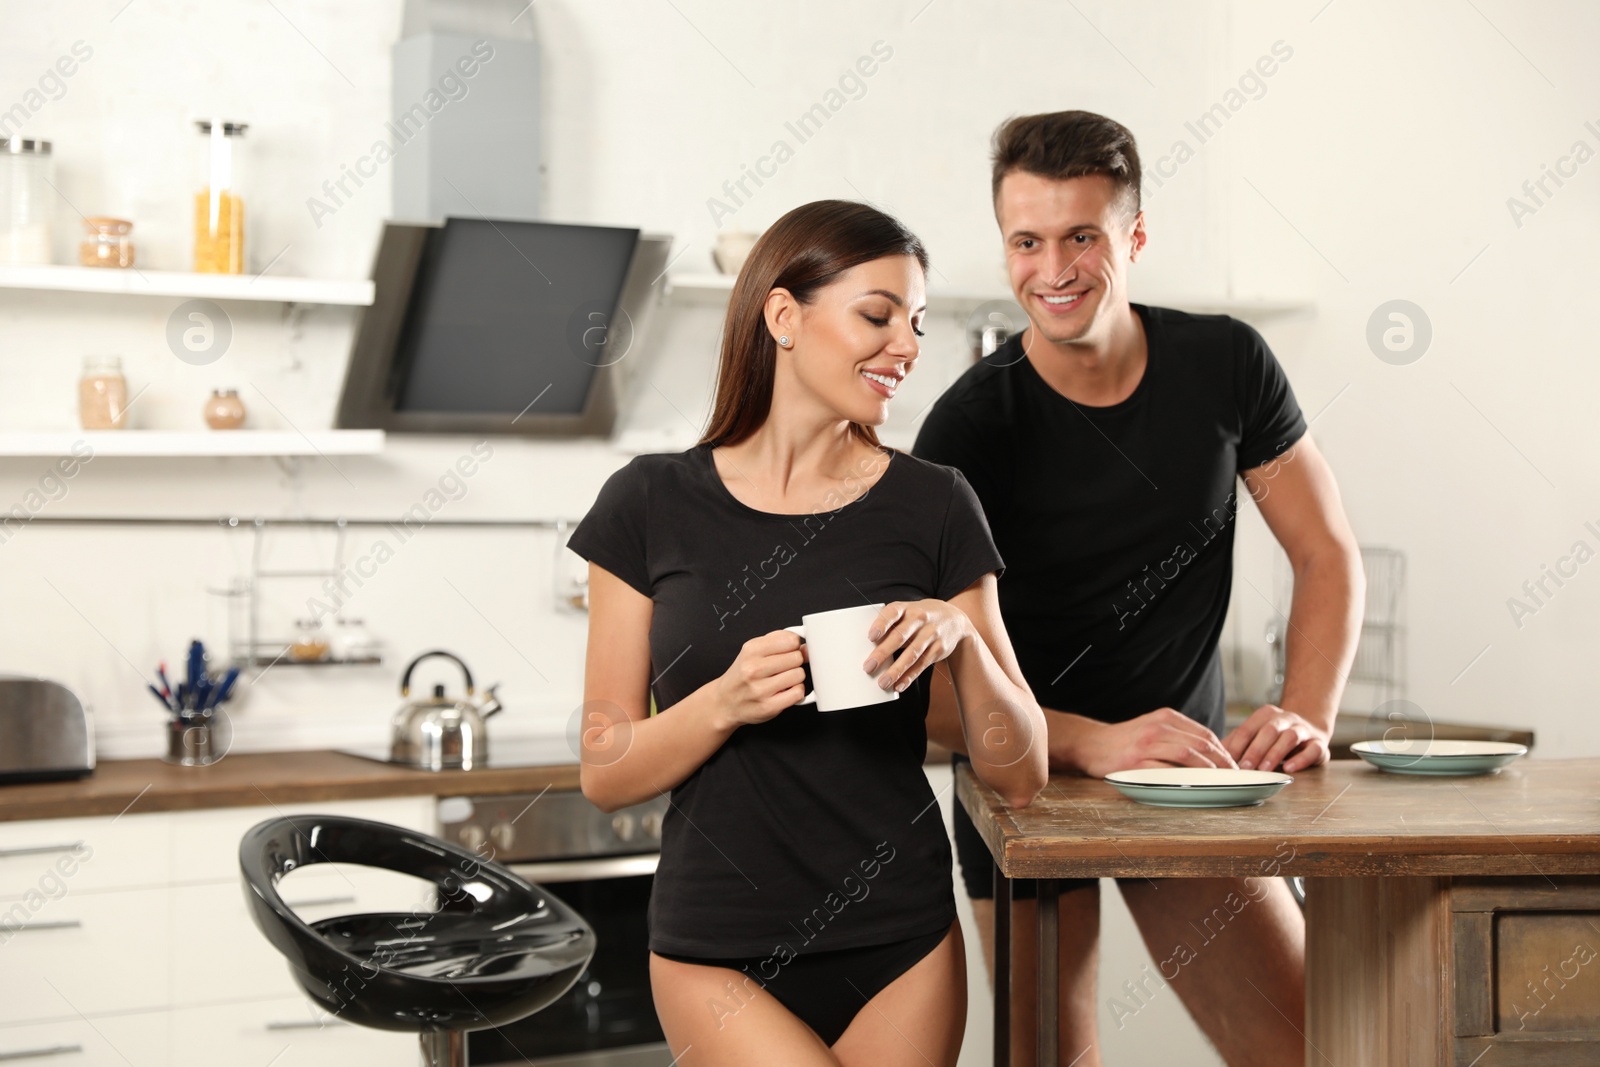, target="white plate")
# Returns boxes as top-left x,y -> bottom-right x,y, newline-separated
1350,739 -> 1528,776
1104,768 -> 1293,808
